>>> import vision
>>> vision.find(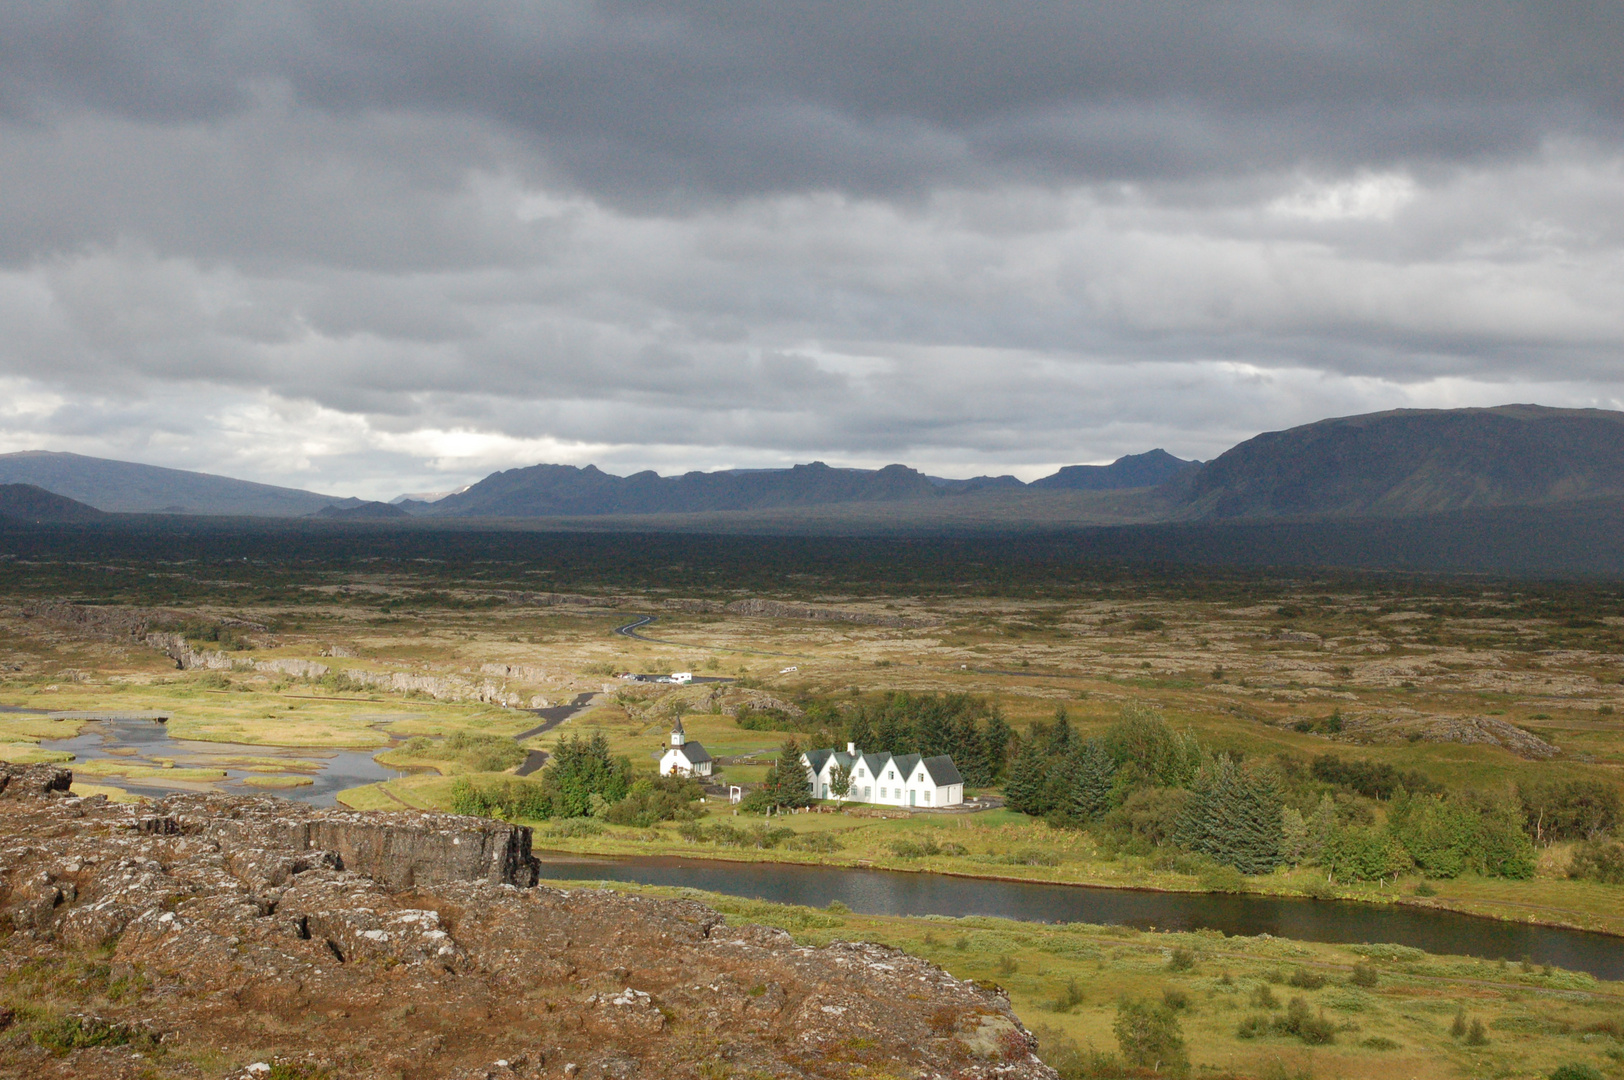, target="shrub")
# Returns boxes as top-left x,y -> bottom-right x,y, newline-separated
603,775 -> 704,827
1168,947 -> 1196,971
449,776 -> 551,820
33,1016 -> 155,1057
888,836 -> 968,859
1113,998 -> 1189,1077
544,818 -> 604,838
1570,840 -> 1624,885
1466,1018 -> 1488,1046
1279,996 -> 1336,1044
1518,779 -> 1621,843
194,670 -> 231,690
1251,984 -> 1280,1009
1286,967 -> 1327,990
1348,963 -> 1378,987
1549,1066 -> 1605,1080
1362,1036 -> 1401,1050
1413,880 -> 1437,896
787,831 -> 844,853
1049,976 -> 1085,1012
1311,754 -> 1440,799
1162,987 -> 1191,1011
1235,1014 -> 1270,1039
1451,1010 -> 1469,1037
